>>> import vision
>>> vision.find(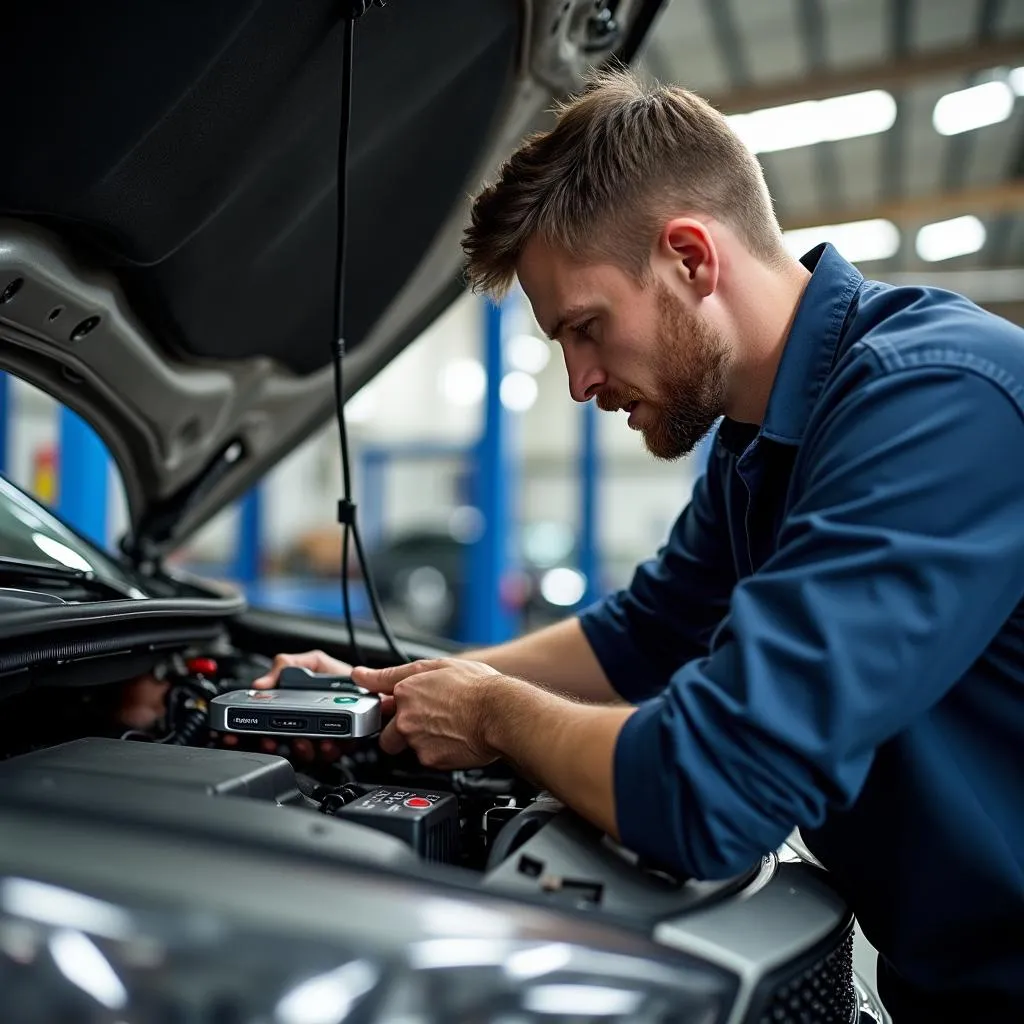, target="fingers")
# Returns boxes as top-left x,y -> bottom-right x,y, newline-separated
118,675 -> 171,729
291,738 -> 315,763
351,659 -> 443,695
252,654 -> 440,692
251,650 -> 353,689
379,716 -> 408,756
212,730 -> 341,768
